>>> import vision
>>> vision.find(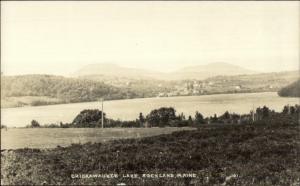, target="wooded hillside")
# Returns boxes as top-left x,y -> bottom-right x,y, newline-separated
1,75 -> 137,107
